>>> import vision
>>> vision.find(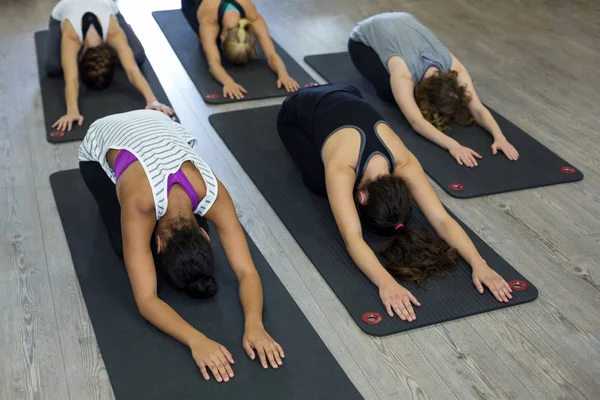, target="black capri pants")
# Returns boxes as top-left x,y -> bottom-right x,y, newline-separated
79,161 -> 208,259
348,38 -> 395,103
46,13 -> 147,76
